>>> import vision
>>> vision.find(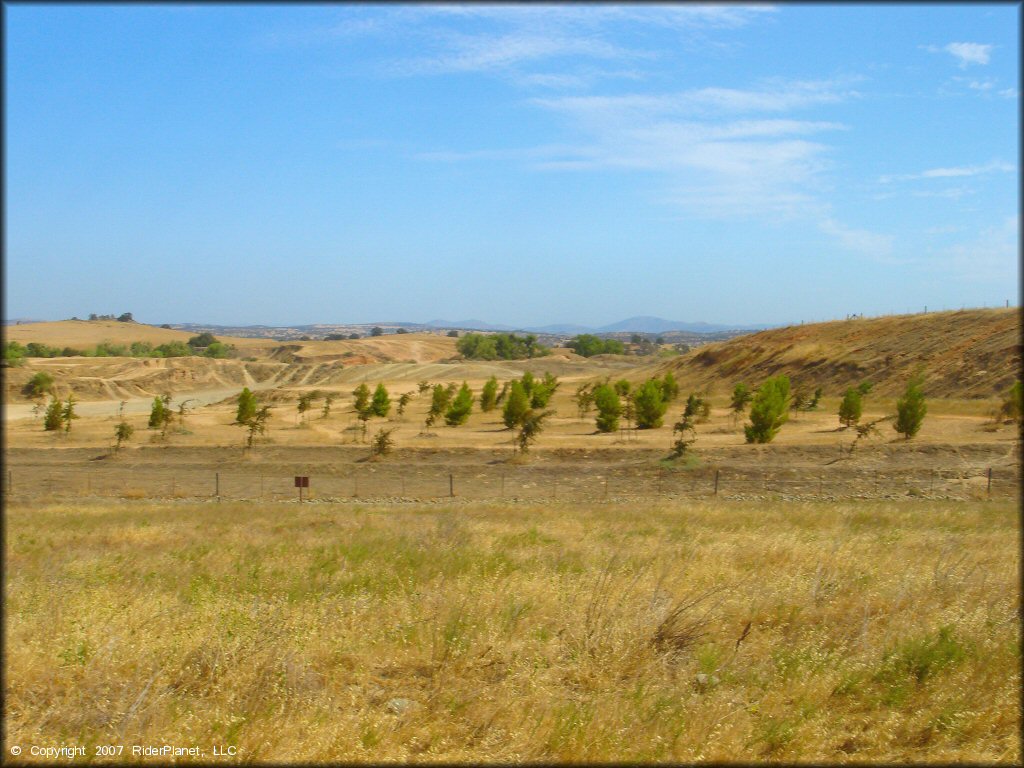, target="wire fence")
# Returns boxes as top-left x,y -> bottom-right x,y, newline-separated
3,465 -> 1017,504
